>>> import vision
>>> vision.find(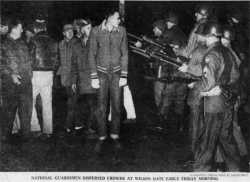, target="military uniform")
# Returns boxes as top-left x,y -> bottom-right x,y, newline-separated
186,44 -> 207,153
194,42 -> 240,171
159,24 -> 187,130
